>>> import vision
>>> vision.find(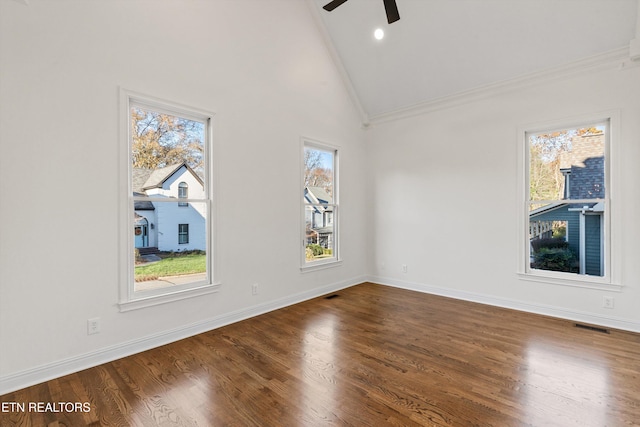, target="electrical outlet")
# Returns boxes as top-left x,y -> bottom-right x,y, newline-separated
603,296 -> 614,309
87,318 -> 100,335
252,283 -> 259,296
402,264 -> 408,273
